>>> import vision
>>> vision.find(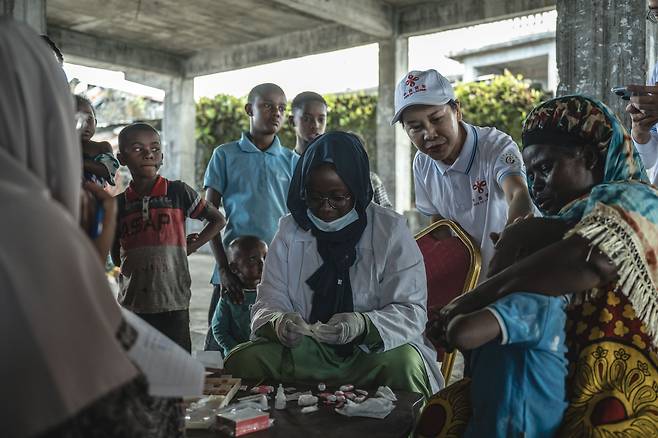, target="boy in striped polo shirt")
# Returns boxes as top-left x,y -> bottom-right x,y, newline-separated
112,123 -> 225,352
